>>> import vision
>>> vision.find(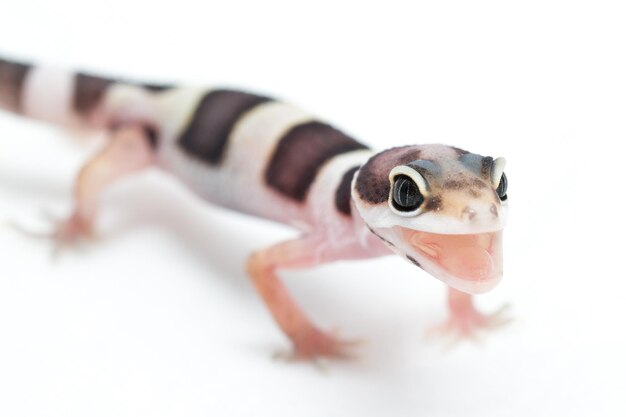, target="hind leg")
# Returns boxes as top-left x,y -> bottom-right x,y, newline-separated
47,125 -> 155,249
